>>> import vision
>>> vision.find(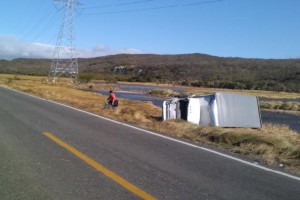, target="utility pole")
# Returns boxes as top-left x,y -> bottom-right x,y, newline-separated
49,0 -> 81,82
